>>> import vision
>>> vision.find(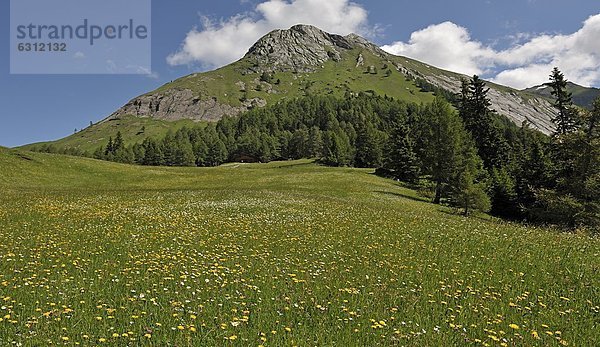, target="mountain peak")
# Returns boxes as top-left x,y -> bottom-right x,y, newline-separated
245,24 -> 370,73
